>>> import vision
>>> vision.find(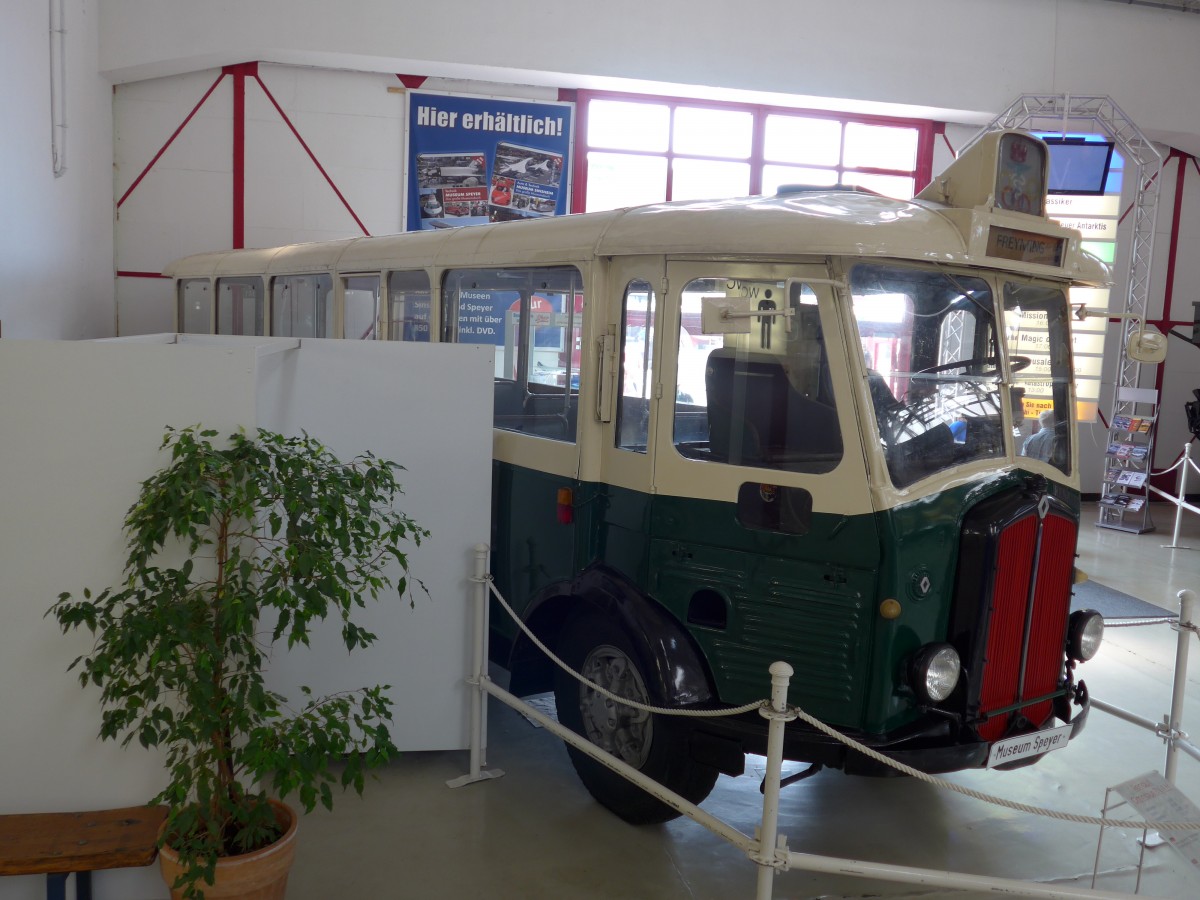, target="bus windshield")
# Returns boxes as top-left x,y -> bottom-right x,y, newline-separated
851,264 -> 1006,488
